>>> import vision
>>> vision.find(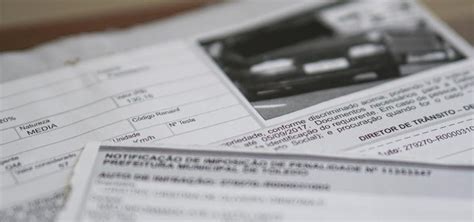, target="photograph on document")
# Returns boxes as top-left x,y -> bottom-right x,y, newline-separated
199,0 -> 467,120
